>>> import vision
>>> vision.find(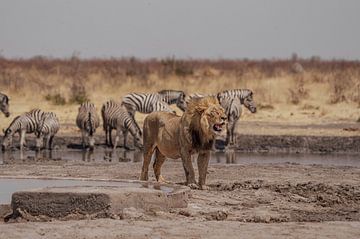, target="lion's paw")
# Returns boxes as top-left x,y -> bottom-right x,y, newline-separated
187,183 -> 200,190
199,185 -> 210,190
